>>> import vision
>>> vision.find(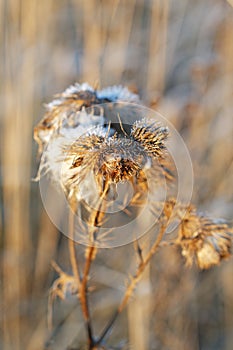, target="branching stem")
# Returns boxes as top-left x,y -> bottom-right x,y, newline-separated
97,221 -> 168,345
68,181 -> 109,348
